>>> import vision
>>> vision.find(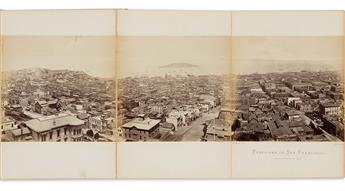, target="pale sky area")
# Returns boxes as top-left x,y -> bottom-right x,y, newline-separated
117,37 -> 231,78
4,36 -> 339,78
2,36 -> 116,78
232,37 -> 343,74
